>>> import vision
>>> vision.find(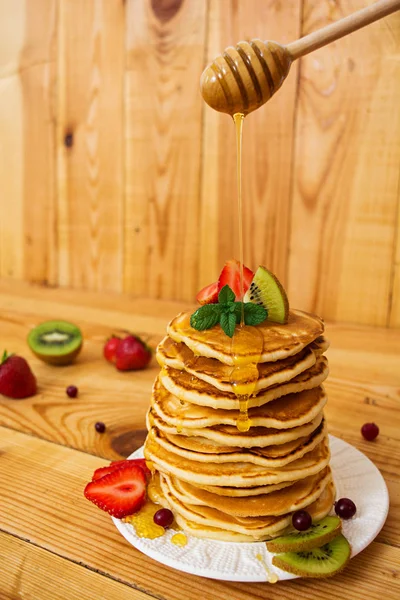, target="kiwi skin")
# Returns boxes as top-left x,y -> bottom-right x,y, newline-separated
31,344 -> 82,366
272,534 -> 351,579
266,516 -> 342,553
